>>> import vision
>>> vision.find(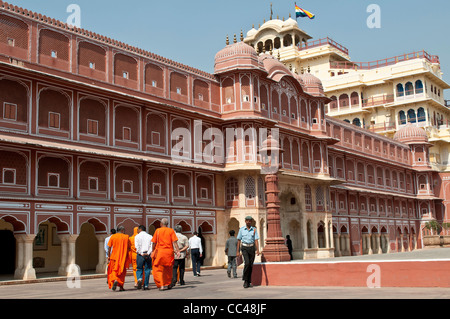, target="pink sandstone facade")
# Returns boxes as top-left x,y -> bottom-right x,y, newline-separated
0,2 -> 445,279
